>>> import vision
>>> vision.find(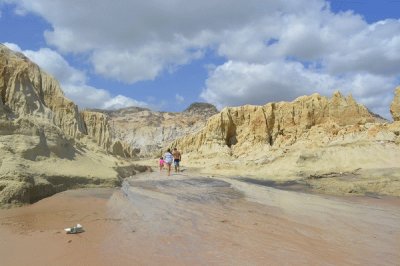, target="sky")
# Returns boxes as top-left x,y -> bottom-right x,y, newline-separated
0,0 -> 399,118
